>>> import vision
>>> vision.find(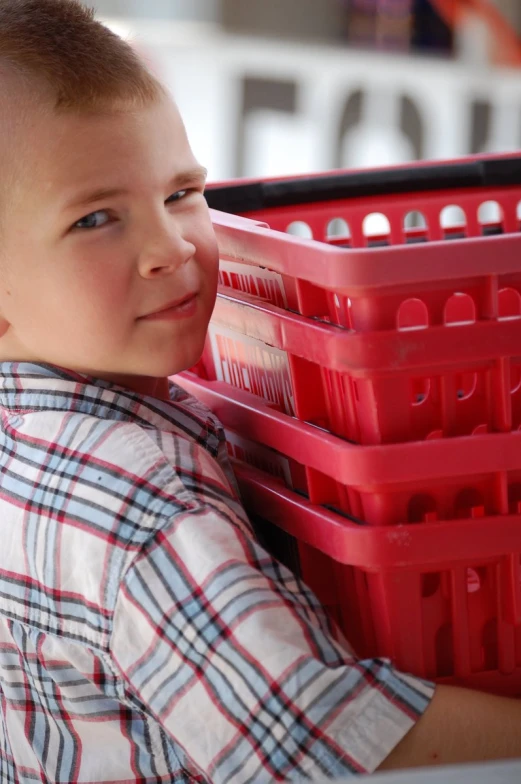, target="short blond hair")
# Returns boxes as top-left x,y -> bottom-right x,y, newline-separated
0,0 -> 165,112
